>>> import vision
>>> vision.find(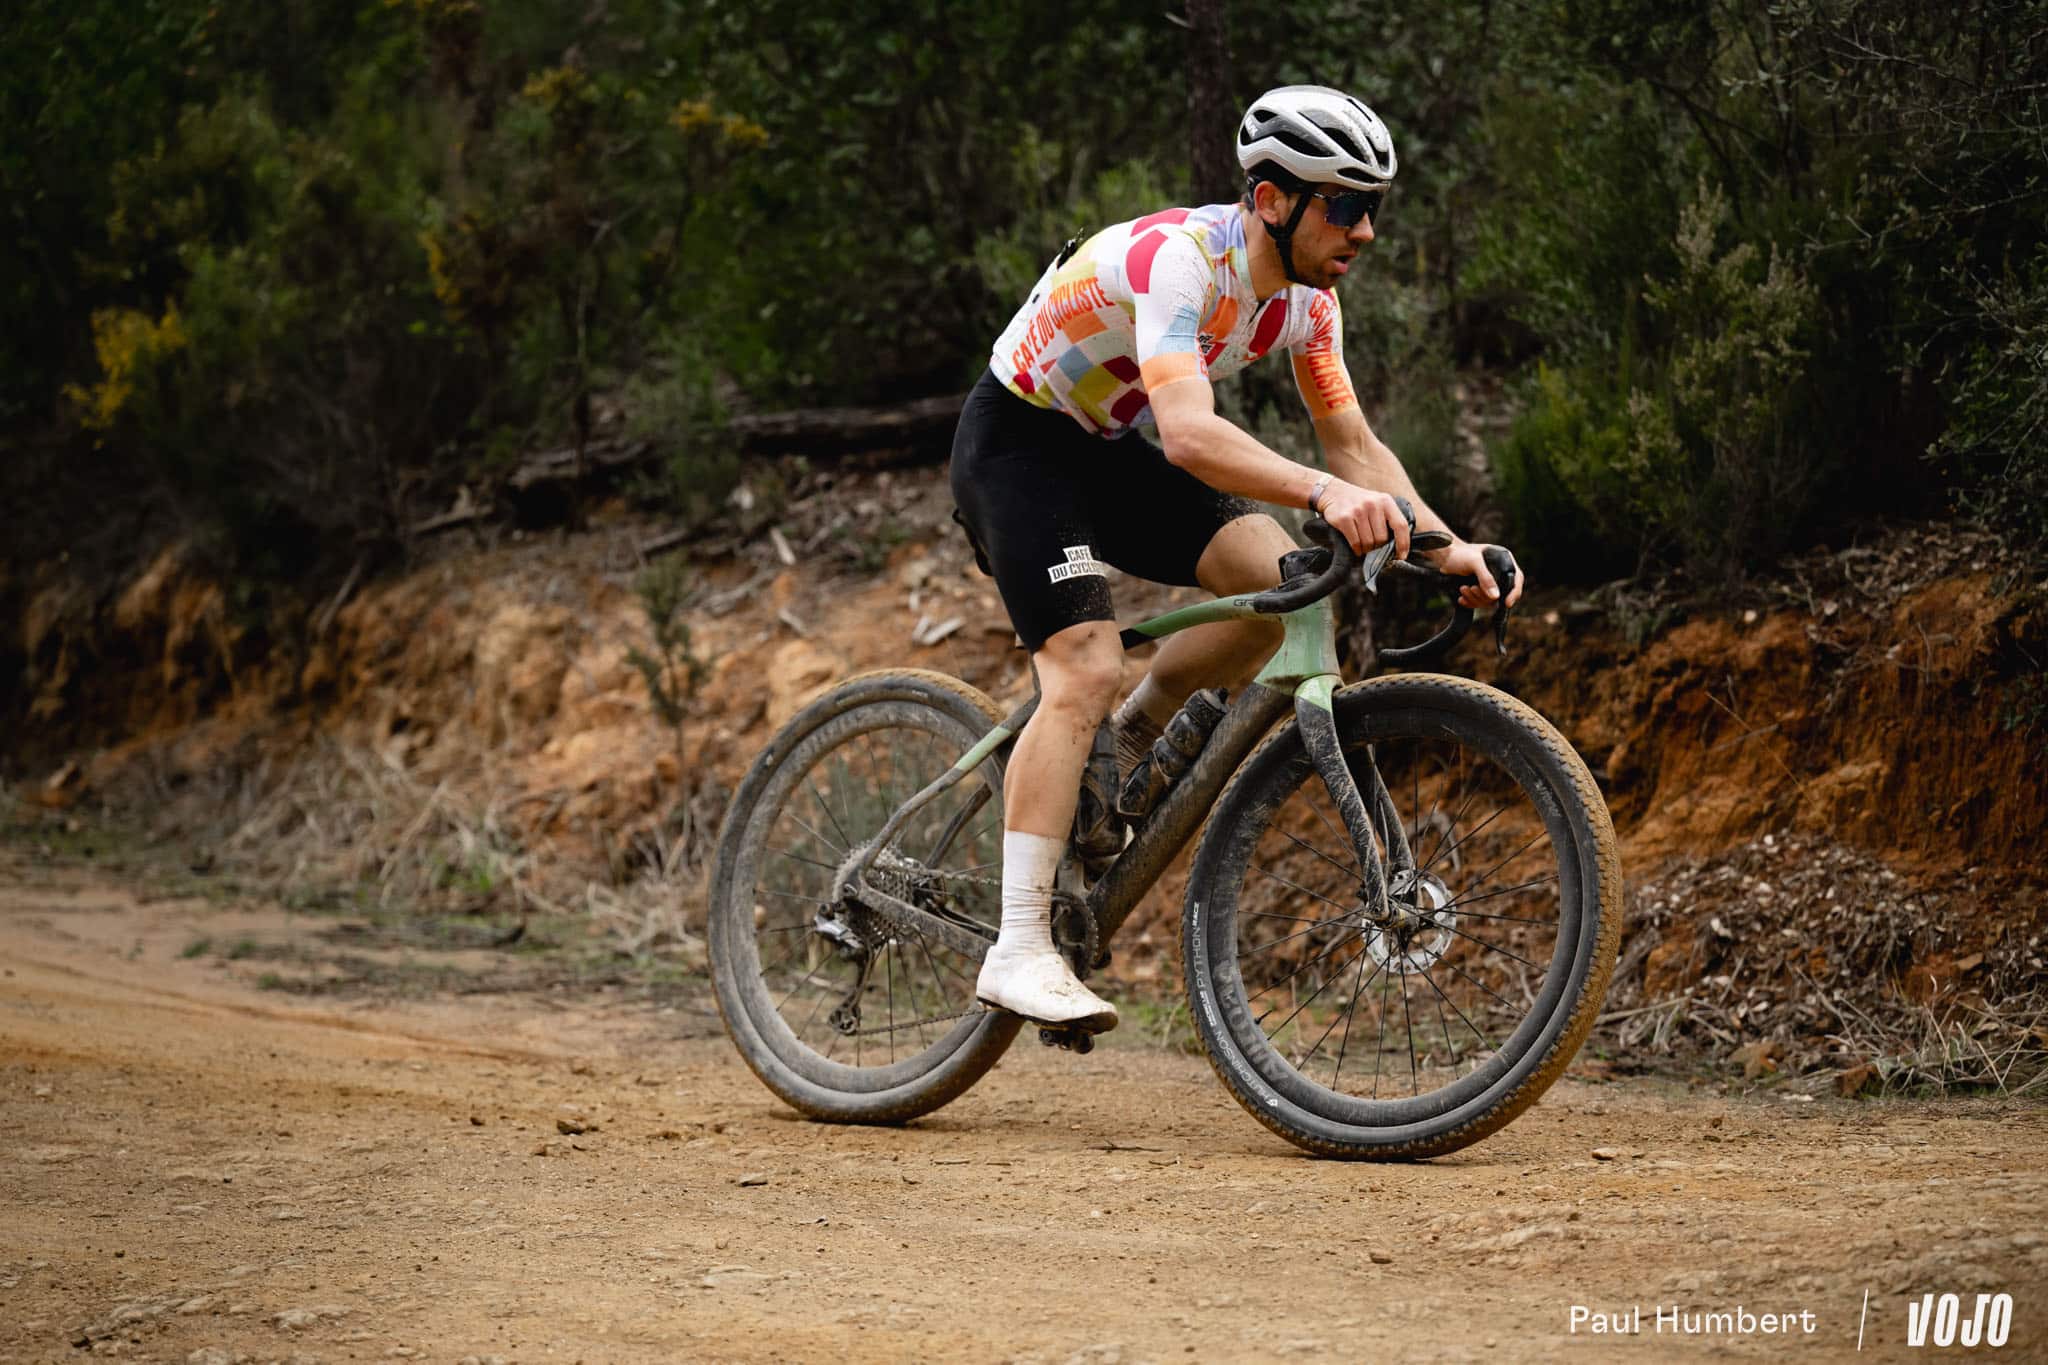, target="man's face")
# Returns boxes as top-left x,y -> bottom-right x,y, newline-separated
1300,183 -> 1378,287
1269,182 -> 1380,289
